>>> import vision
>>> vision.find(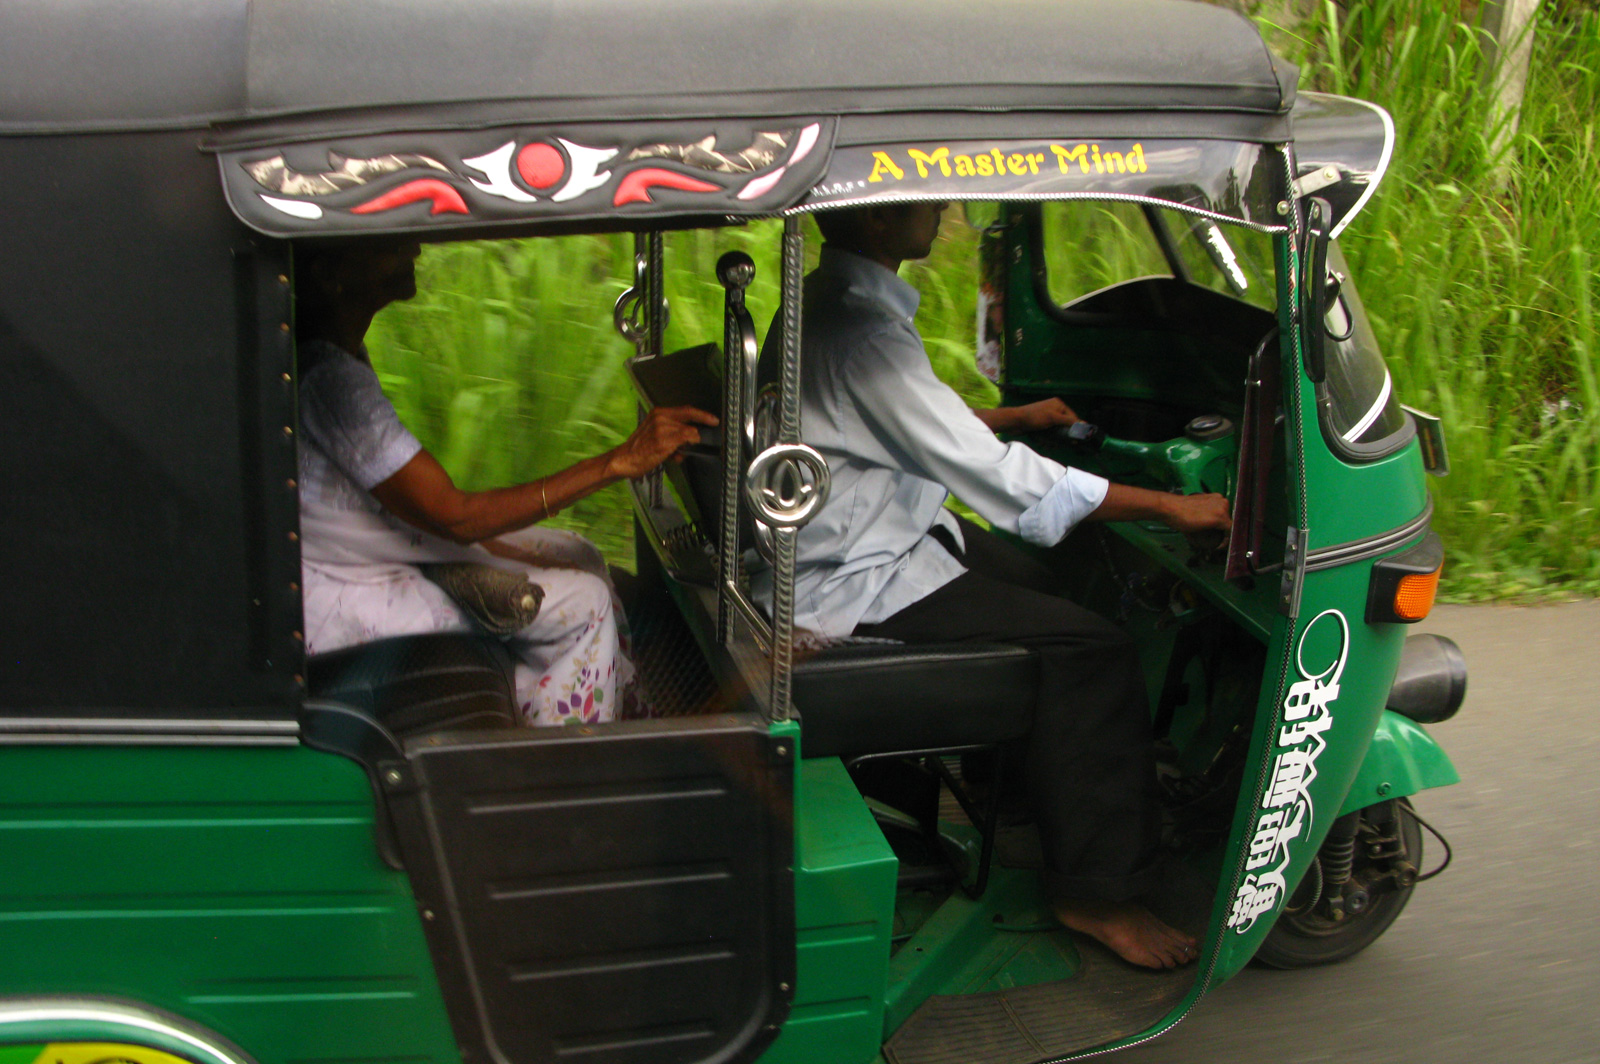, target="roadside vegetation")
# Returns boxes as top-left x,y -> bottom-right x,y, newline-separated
1264,0 -> 1600,598
367,0 -> 1600,599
